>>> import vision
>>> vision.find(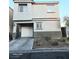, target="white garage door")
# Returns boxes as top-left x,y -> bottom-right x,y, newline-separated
21,27 -> 33,37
